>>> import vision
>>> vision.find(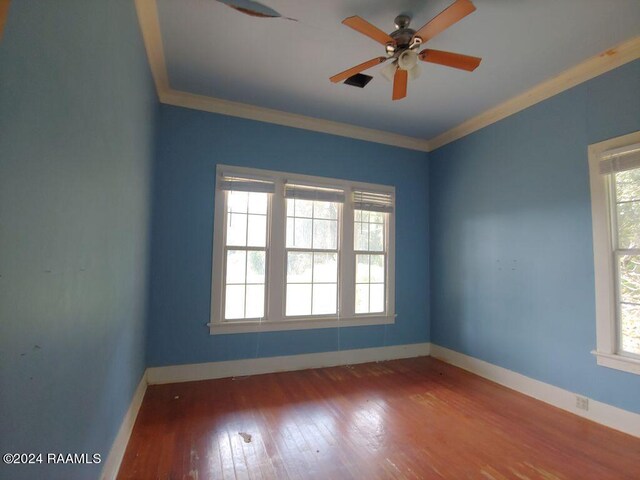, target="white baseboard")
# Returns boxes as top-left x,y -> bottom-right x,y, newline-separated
100,372 -> 148,480
100,343 -> 429,478
99,341 -> 637,480
430,344 -> 640,438
147,342 -> 431,385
